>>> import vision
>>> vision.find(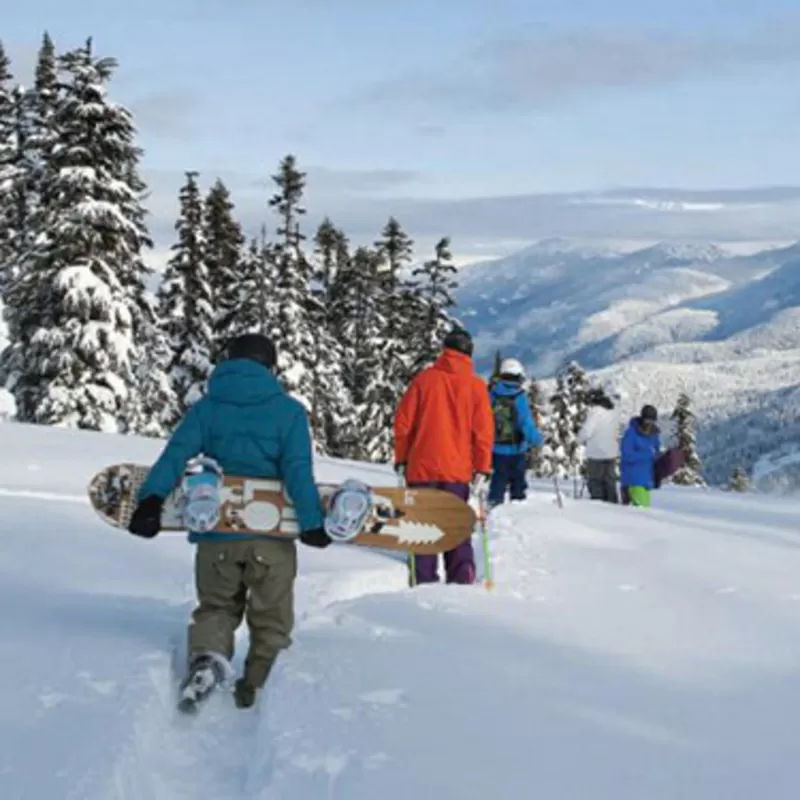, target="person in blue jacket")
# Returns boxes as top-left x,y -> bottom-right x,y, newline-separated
127,333 -> 331,709
488,358 -> 543,506
619,404 -> 662,507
